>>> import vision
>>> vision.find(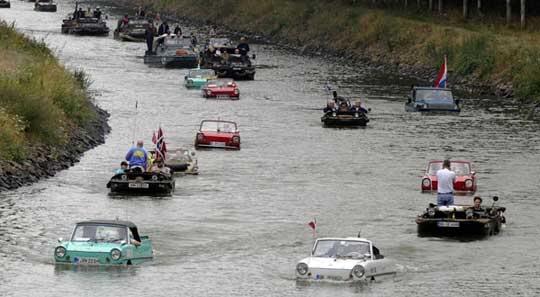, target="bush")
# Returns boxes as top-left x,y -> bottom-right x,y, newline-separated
513,50 -> 540,100
0,108 -> 26,160
453,35 -> 495,78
